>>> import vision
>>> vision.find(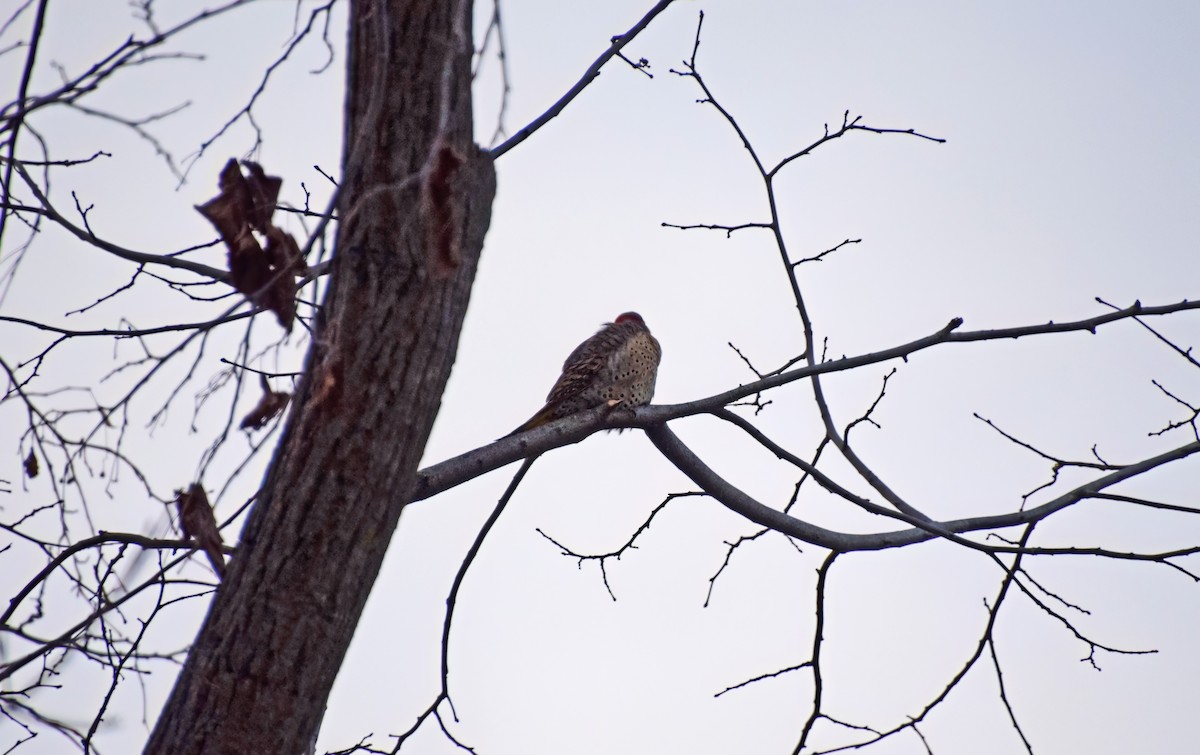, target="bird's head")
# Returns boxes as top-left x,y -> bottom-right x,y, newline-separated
614,312 -> 645,325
